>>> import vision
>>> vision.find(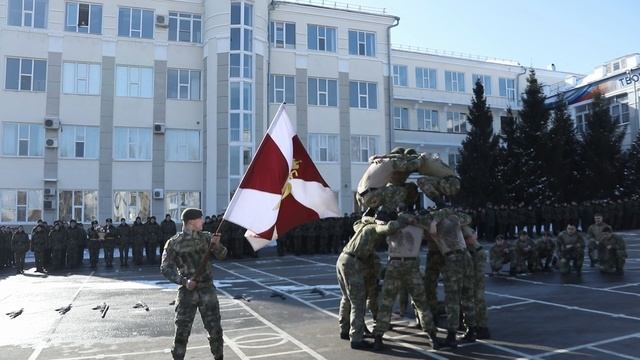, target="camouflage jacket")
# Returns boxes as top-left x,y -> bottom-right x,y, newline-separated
557,231 -> 585,254
11,231 -> 29,253
161,229 -> 228,287
342,217 -> 403,260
